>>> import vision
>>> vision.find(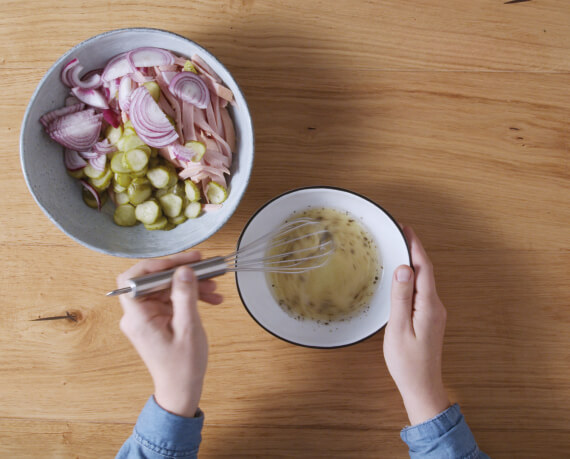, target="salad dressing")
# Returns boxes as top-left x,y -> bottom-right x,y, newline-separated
267,208 -> 381,322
